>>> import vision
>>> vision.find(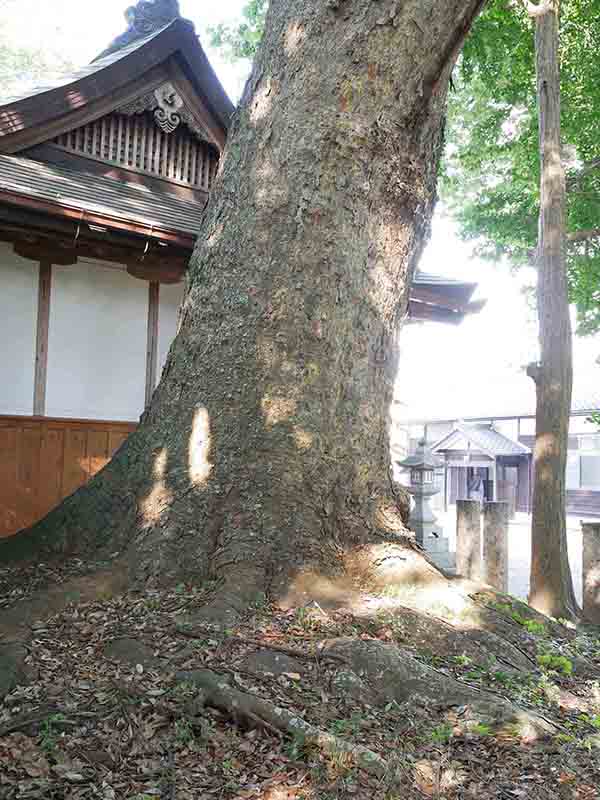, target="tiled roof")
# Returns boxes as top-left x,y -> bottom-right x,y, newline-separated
0,154 -> 205,236
432,424 -> 531,457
